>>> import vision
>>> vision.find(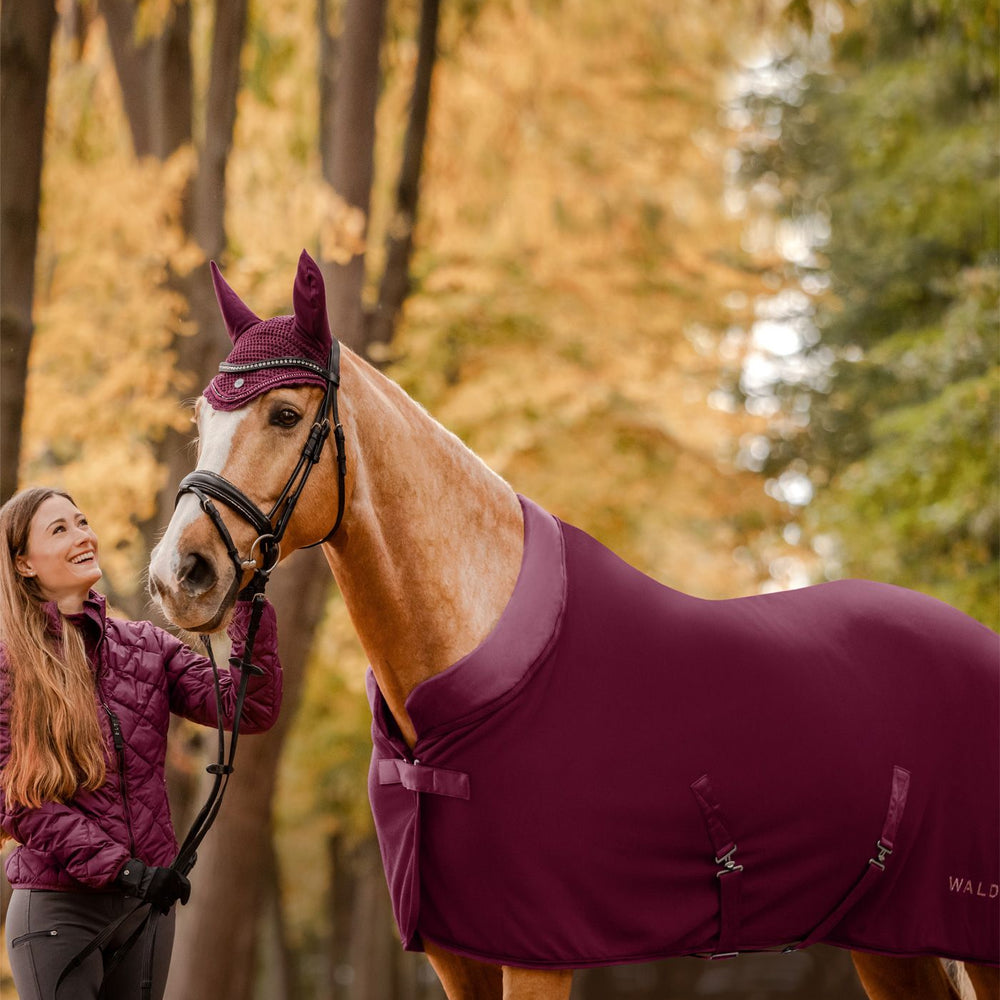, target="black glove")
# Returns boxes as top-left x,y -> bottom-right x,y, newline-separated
116,859 -> 191,914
